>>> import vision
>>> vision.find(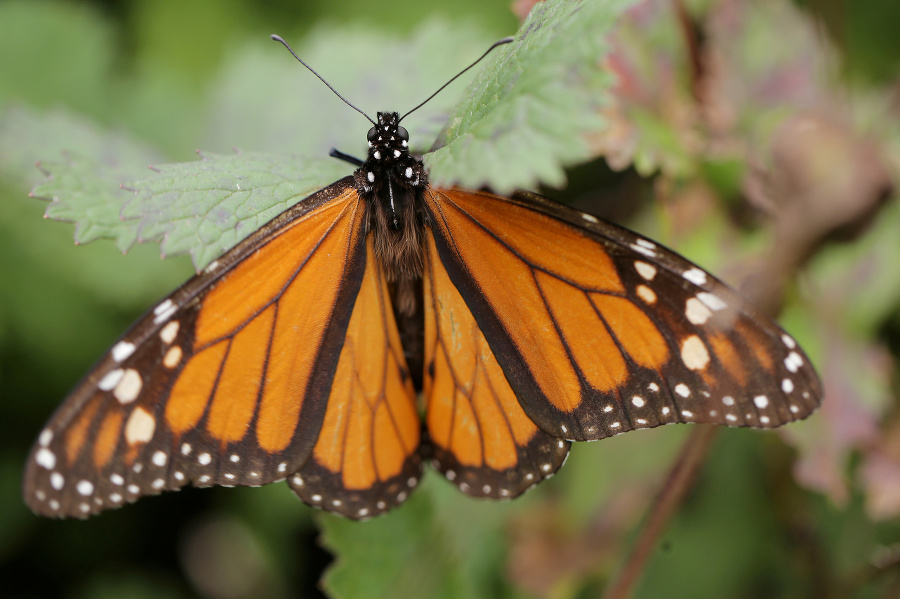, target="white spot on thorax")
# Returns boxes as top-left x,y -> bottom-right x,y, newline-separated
405,166 -> 413,178
393,149 -> 401,158
373,150 -> 381,159
367,172 -> 375,183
